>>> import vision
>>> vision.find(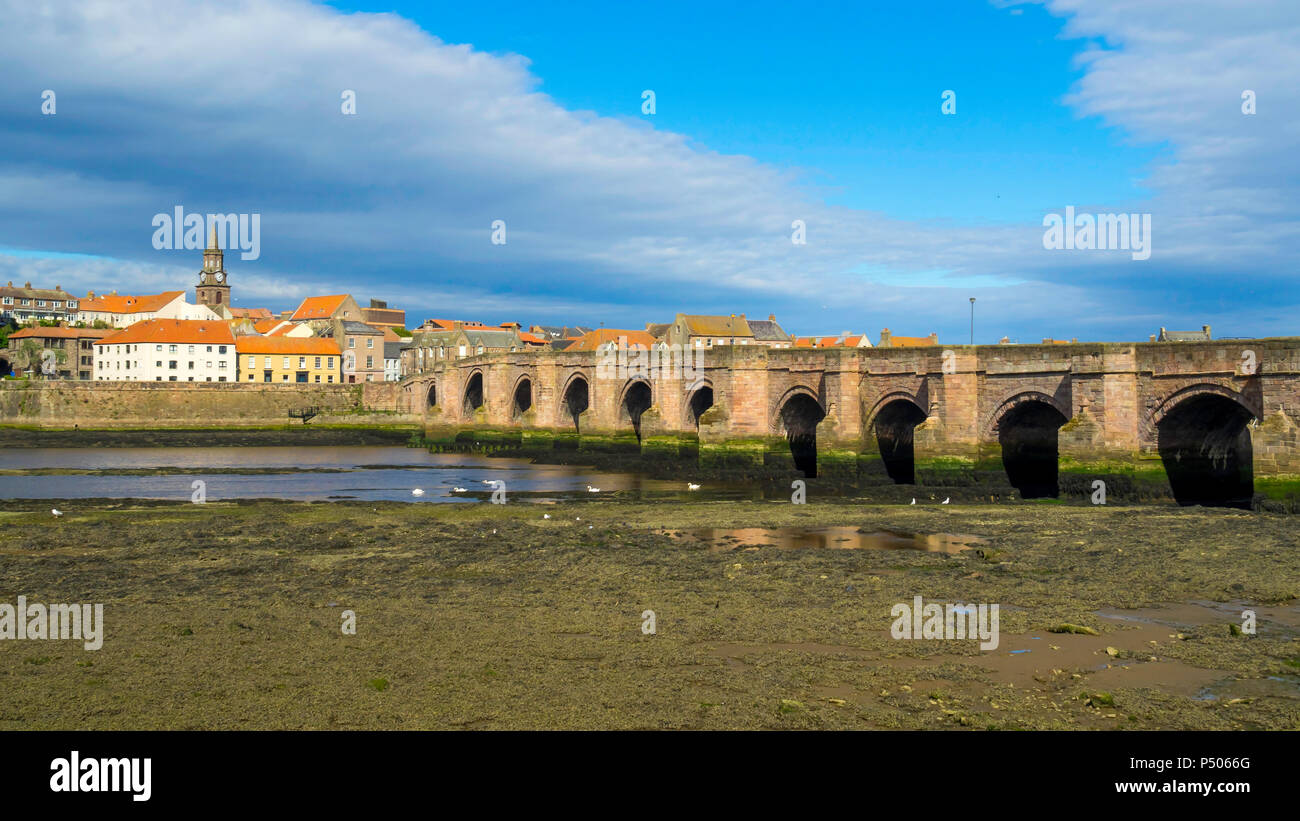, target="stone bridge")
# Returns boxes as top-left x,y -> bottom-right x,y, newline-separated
397,339 -> 1300,506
